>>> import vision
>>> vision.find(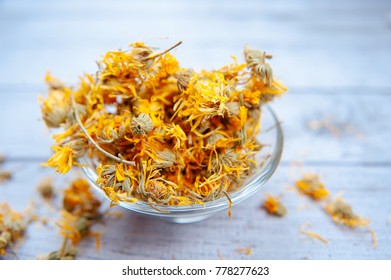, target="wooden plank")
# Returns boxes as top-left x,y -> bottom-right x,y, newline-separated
1,163 -> 390,259
0,89 -> 390,165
